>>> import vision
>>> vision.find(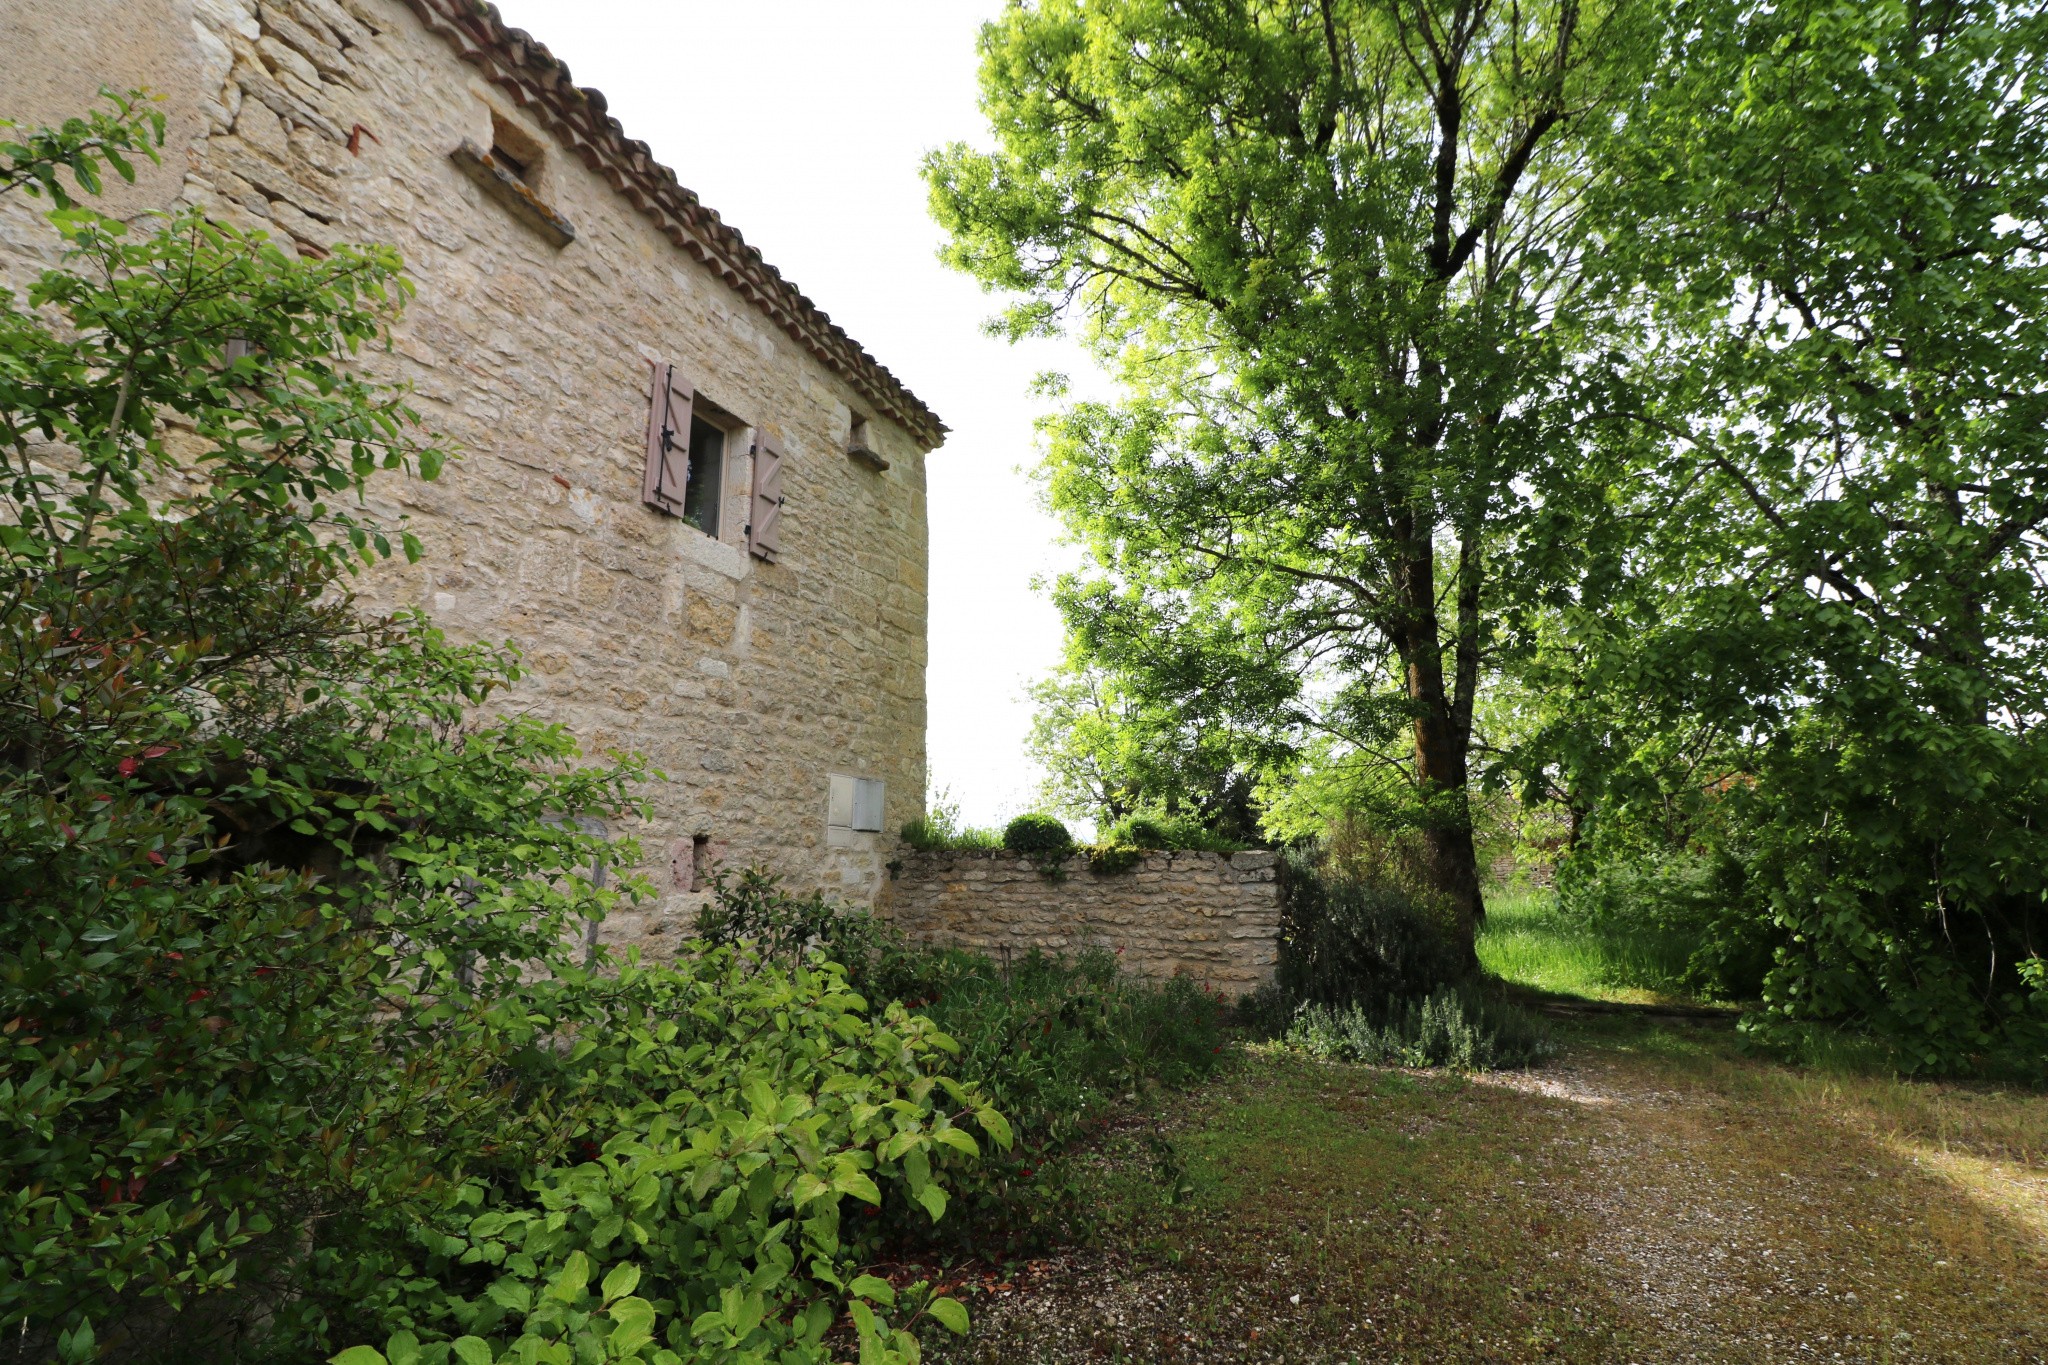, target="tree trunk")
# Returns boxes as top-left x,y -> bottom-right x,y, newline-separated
1397,547 -> 1487,971
1410,663 -> 1486,972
